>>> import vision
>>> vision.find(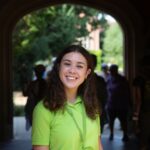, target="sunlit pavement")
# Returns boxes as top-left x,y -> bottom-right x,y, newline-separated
0,117 -> 139,150
0,117 -> 32,150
